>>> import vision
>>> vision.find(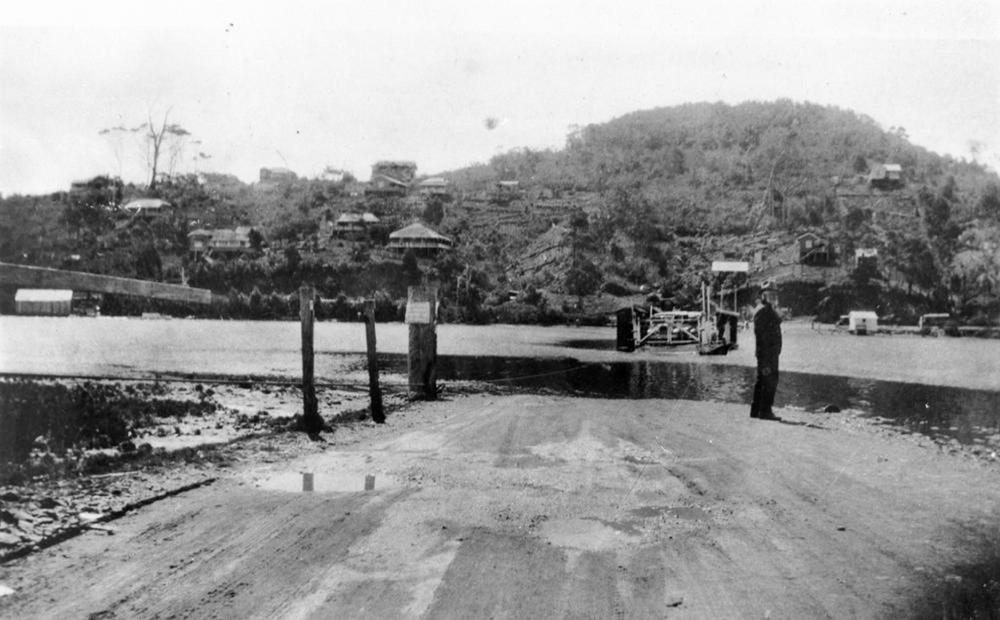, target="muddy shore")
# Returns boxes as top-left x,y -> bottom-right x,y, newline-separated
0,378 -> 423,563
